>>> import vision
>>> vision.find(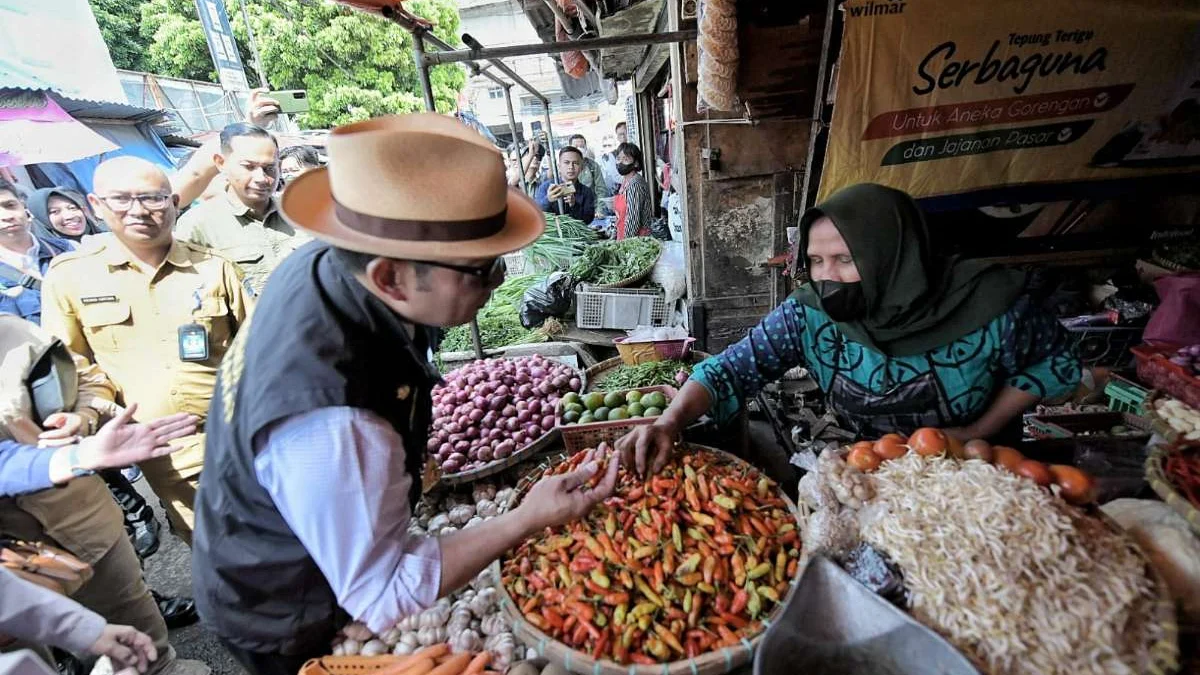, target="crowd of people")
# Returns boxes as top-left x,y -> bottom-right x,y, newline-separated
505,121 -> 656,239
